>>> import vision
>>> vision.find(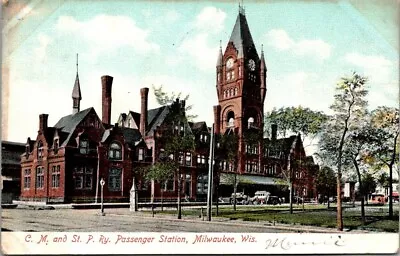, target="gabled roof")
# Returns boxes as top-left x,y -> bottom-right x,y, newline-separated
264,135 -> 298,155
228,11 -> 257,59
53,107 -> 98,146
146,106 -> 169,135
128,111 -> 141,126
121,127 -> 143,147
54,107 -> 93,133
189,121 -> 208,133
101,127 -> 143,148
